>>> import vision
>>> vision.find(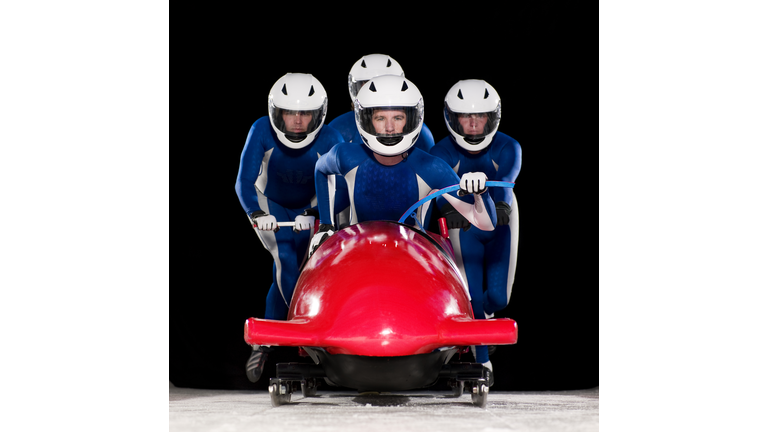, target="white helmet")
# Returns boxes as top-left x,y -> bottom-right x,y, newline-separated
354,75 -> 424,157
347,54 -> 404,101
444,80 -> 501,151
268,73 -> 328,149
